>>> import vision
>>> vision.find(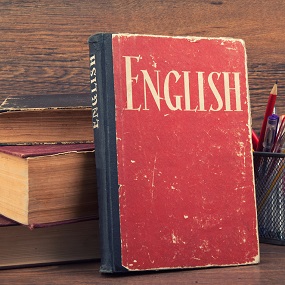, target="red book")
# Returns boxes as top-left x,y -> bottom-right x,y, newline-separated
88,33 -> 259,273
